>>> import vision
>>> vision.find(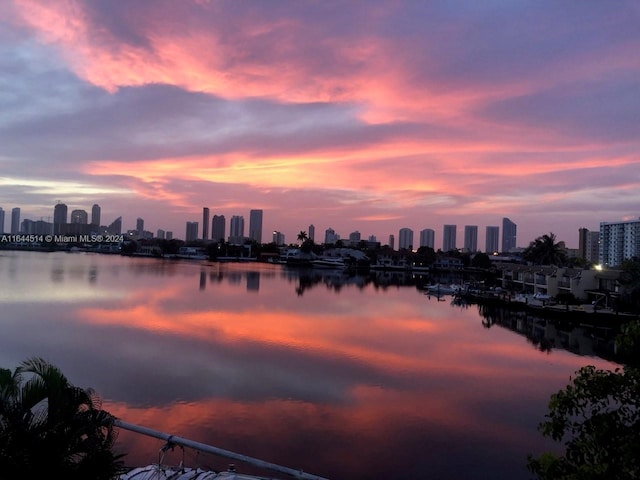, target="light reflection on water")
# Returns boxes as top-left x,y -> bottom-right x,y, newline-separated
0,250 -> 621,480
